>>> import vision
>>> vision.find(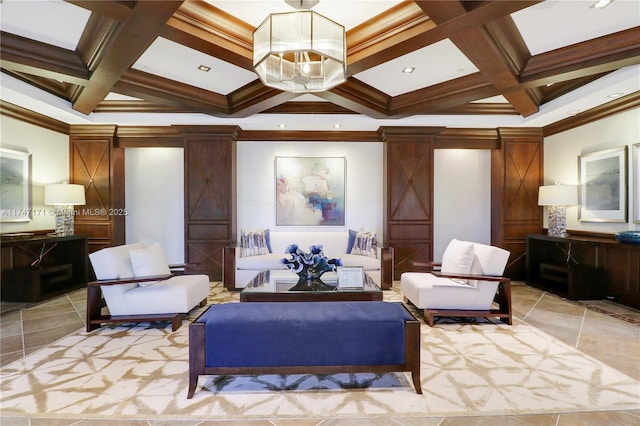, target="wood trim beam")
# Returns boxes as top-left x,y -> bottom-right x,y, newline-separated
72,1 -> 185,114
262,102 -> 356,115
237,130 -> 381,142
76,13 -> 122,74
520,27 -> 640,87
64,1 -> 135,22
0,31 -> 89,85
114,69 -> 229,115
543,92 -> 640,137
94,100 -> 186,113
317,78 -> 390,118
390,73 -> 498,116
1,100 -> 70,135
161,0 -> 253,70
227,80 -> 299,117
1,70 -> 71,100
